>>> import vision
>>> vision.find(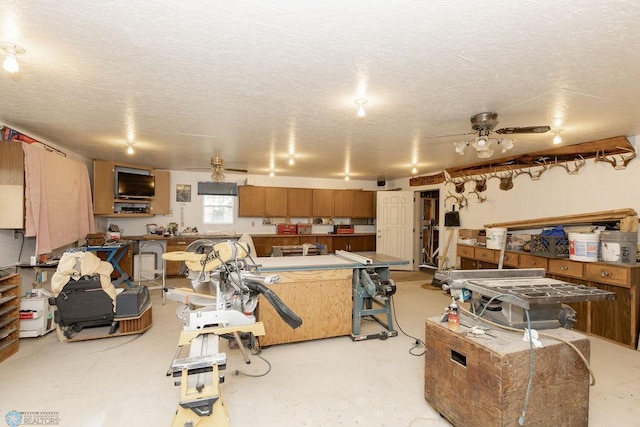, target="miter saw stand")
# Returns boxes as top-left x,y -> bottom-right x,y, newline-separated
162,239 -> 302,427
